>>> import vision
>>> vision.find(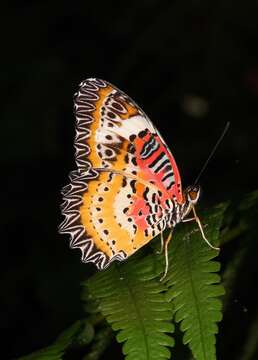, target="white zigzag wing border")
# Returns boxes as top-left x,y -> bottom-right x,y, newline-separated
59,78 -> 129,269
